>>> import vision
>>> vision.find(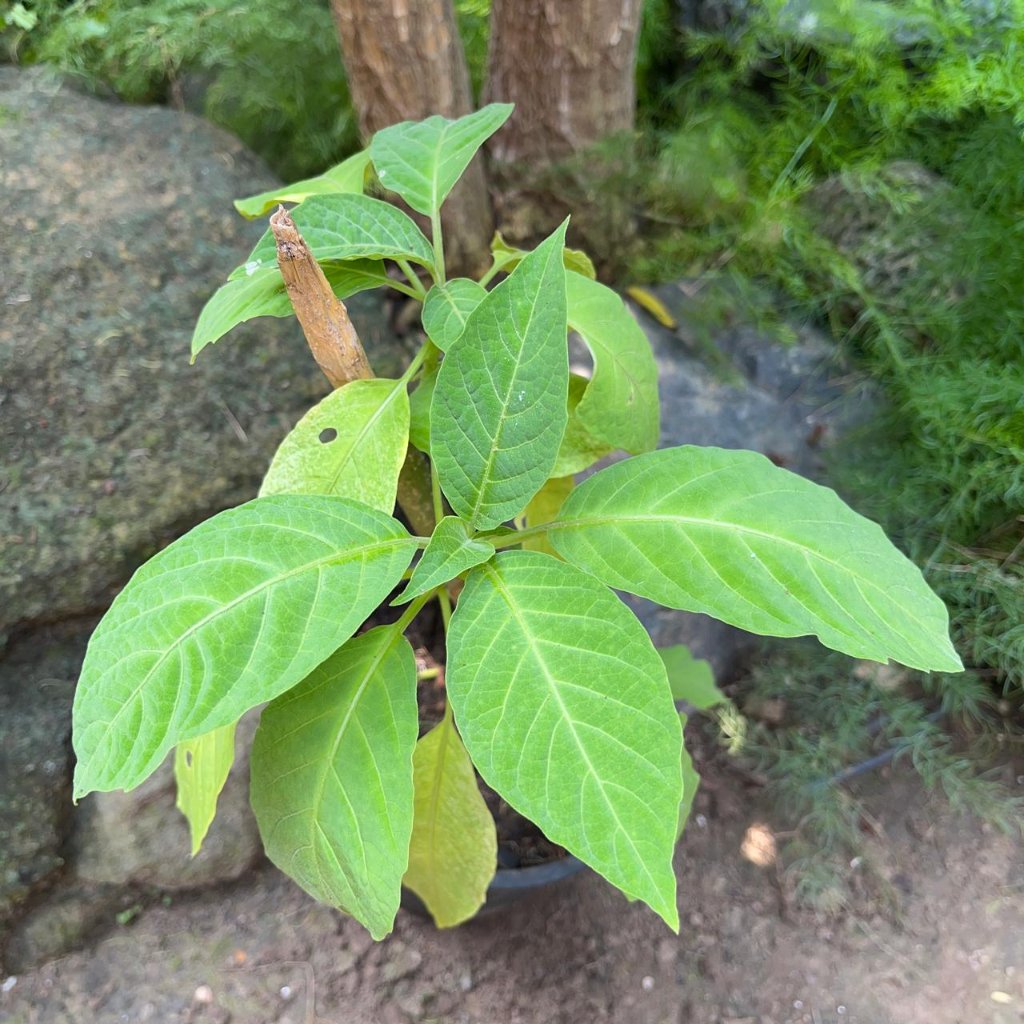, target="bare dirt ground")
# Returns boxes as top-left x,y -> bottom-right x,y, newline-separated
3,761 -> 1021,1024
